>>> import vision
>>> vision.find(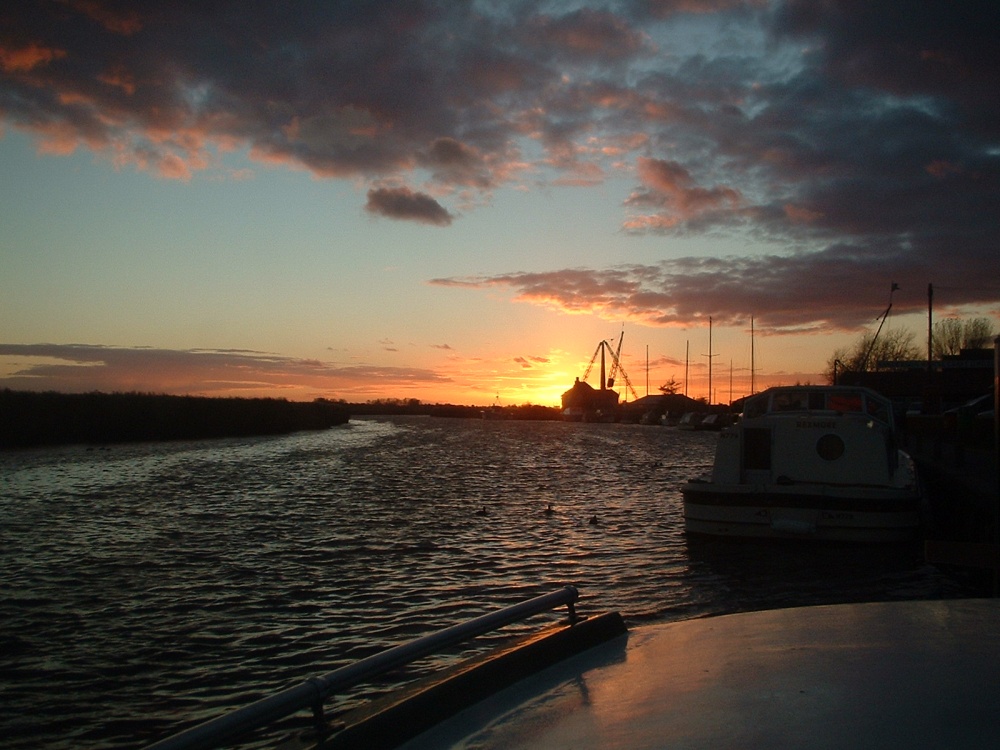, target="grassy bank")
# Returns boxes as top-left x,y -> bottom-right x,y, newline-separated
0,390 -> 349,449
